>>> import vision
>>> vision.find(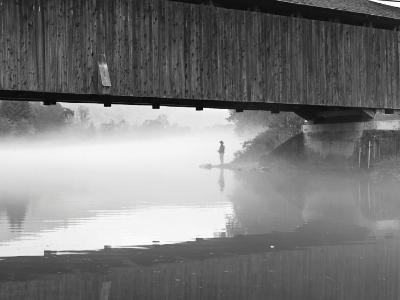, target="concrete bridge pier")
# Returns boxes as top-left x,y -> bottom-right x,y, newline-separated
271,119 -> 400,169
